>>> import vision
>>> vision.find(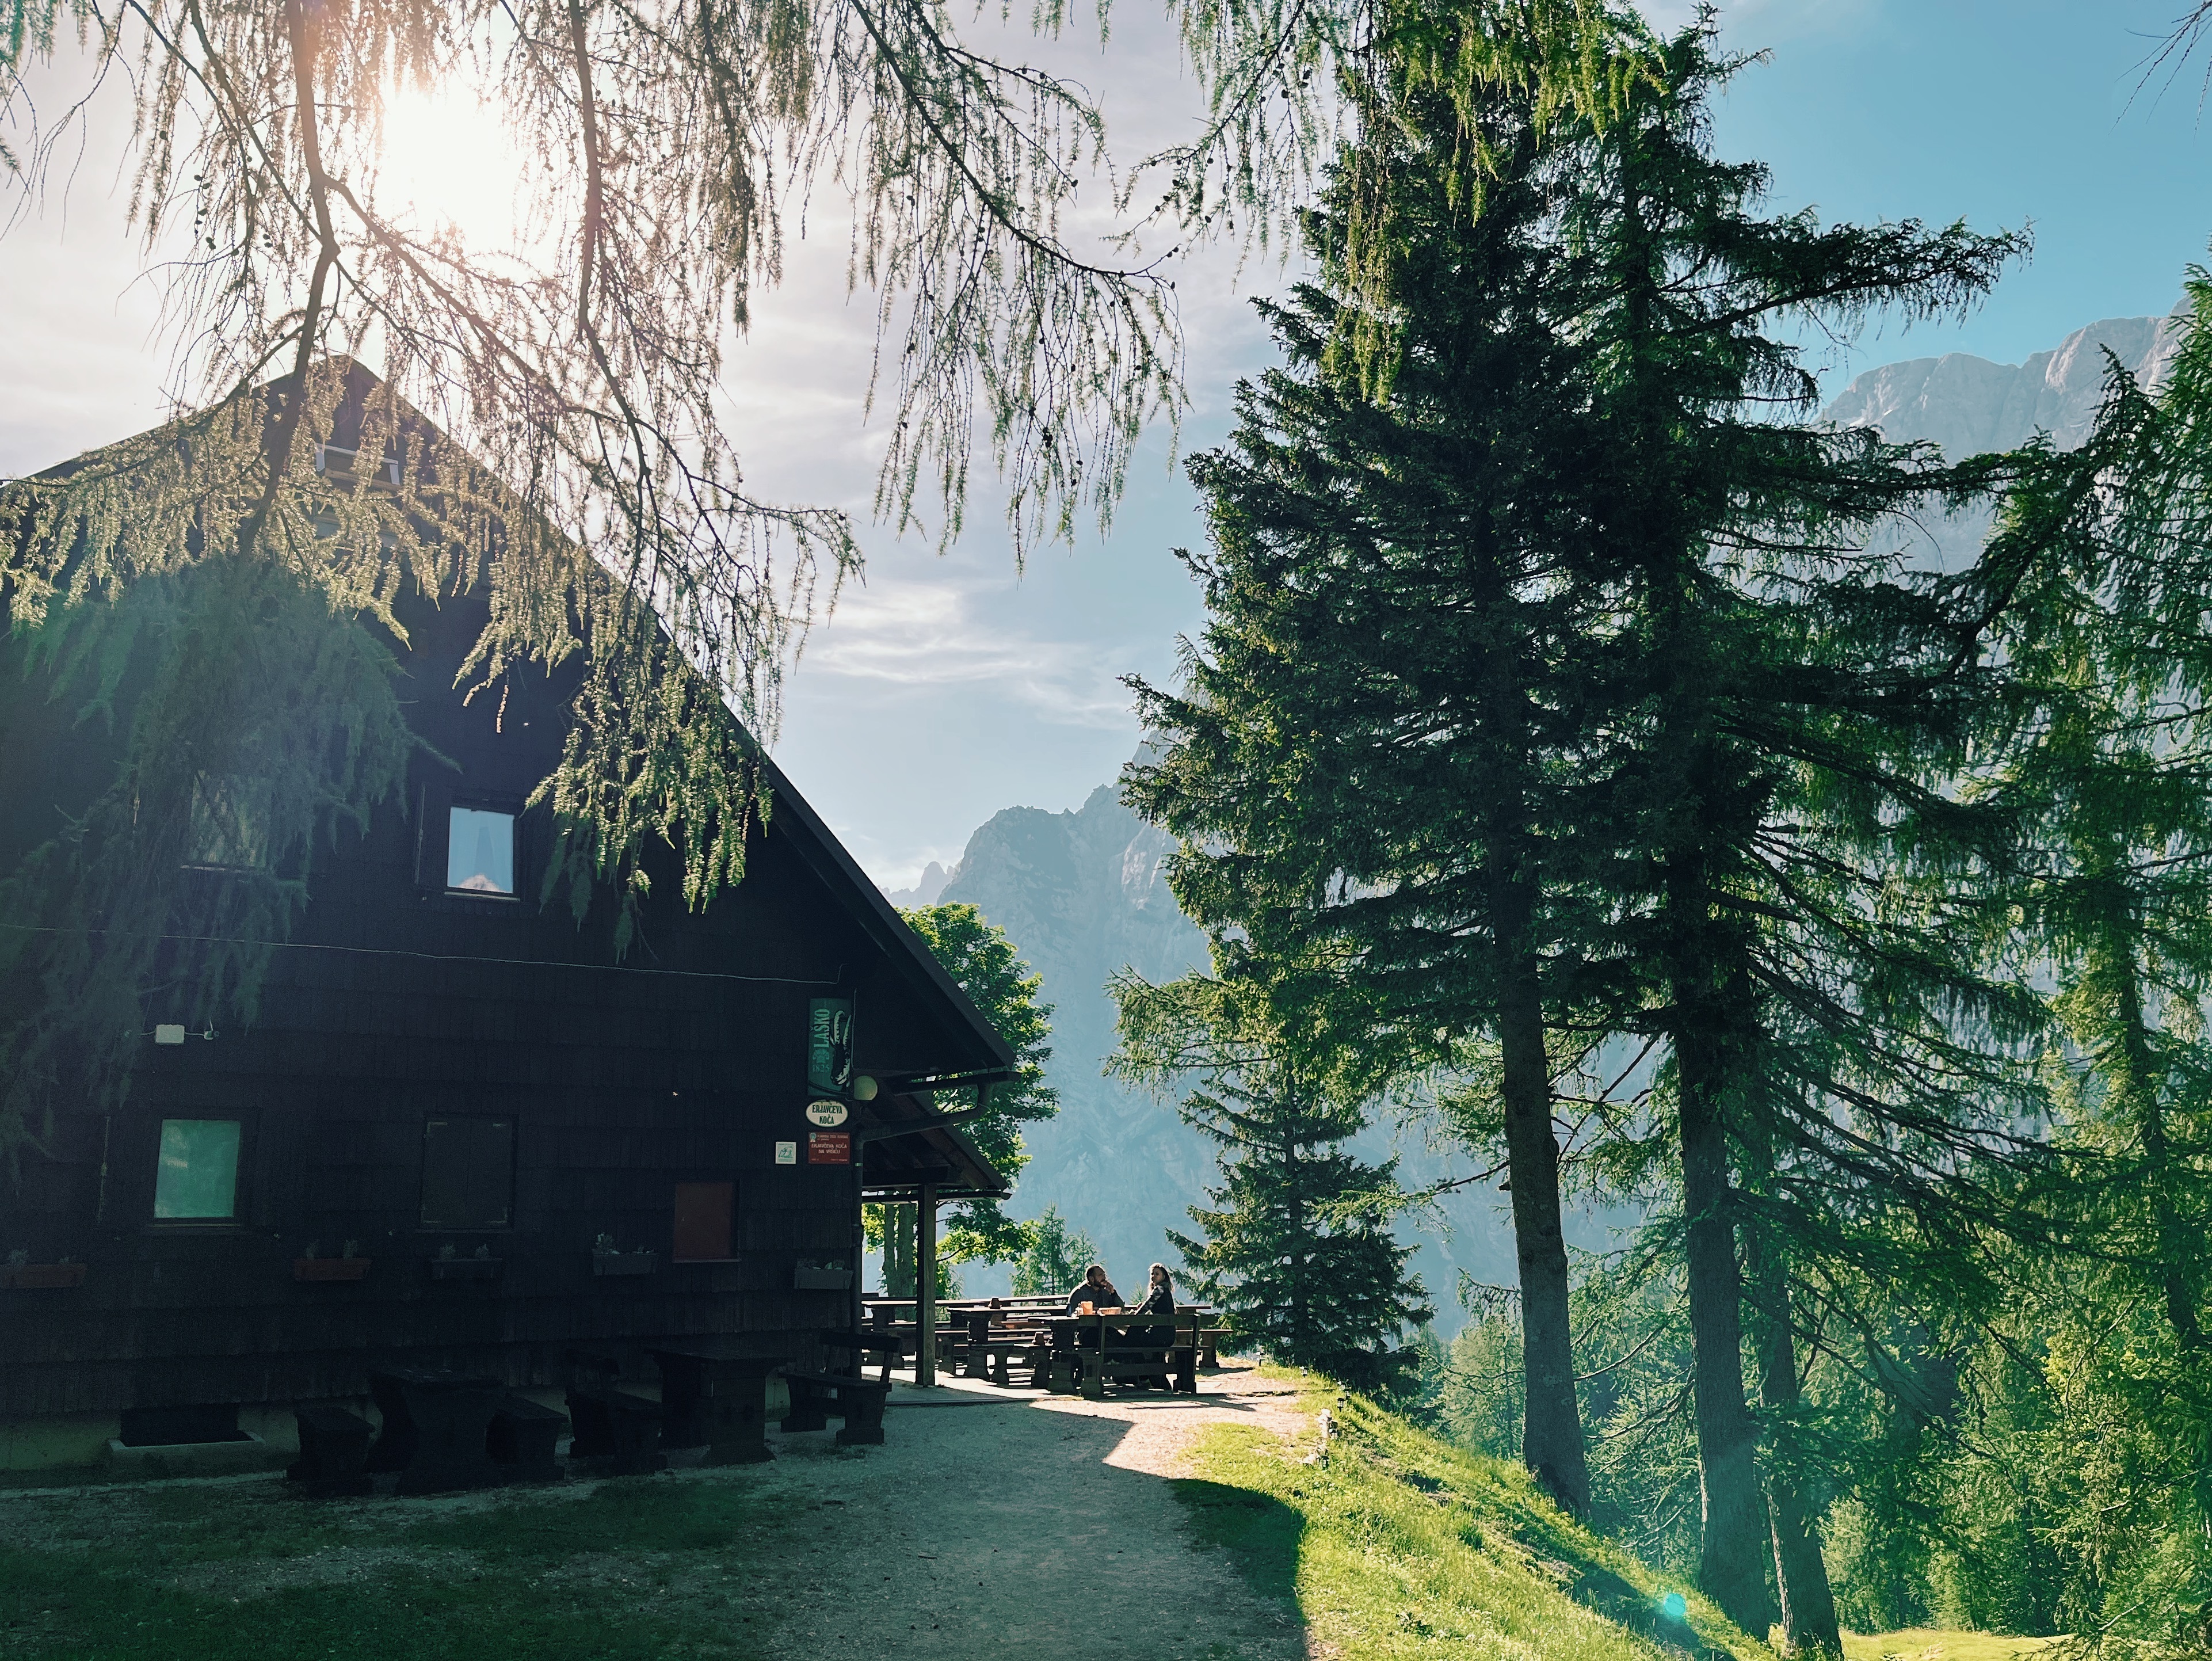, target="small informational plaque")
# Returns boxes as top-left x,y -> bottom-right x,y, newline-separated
774,1140 -> 798,1165
806,1131 -> 852,1165
805,1099 -> 850,1127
